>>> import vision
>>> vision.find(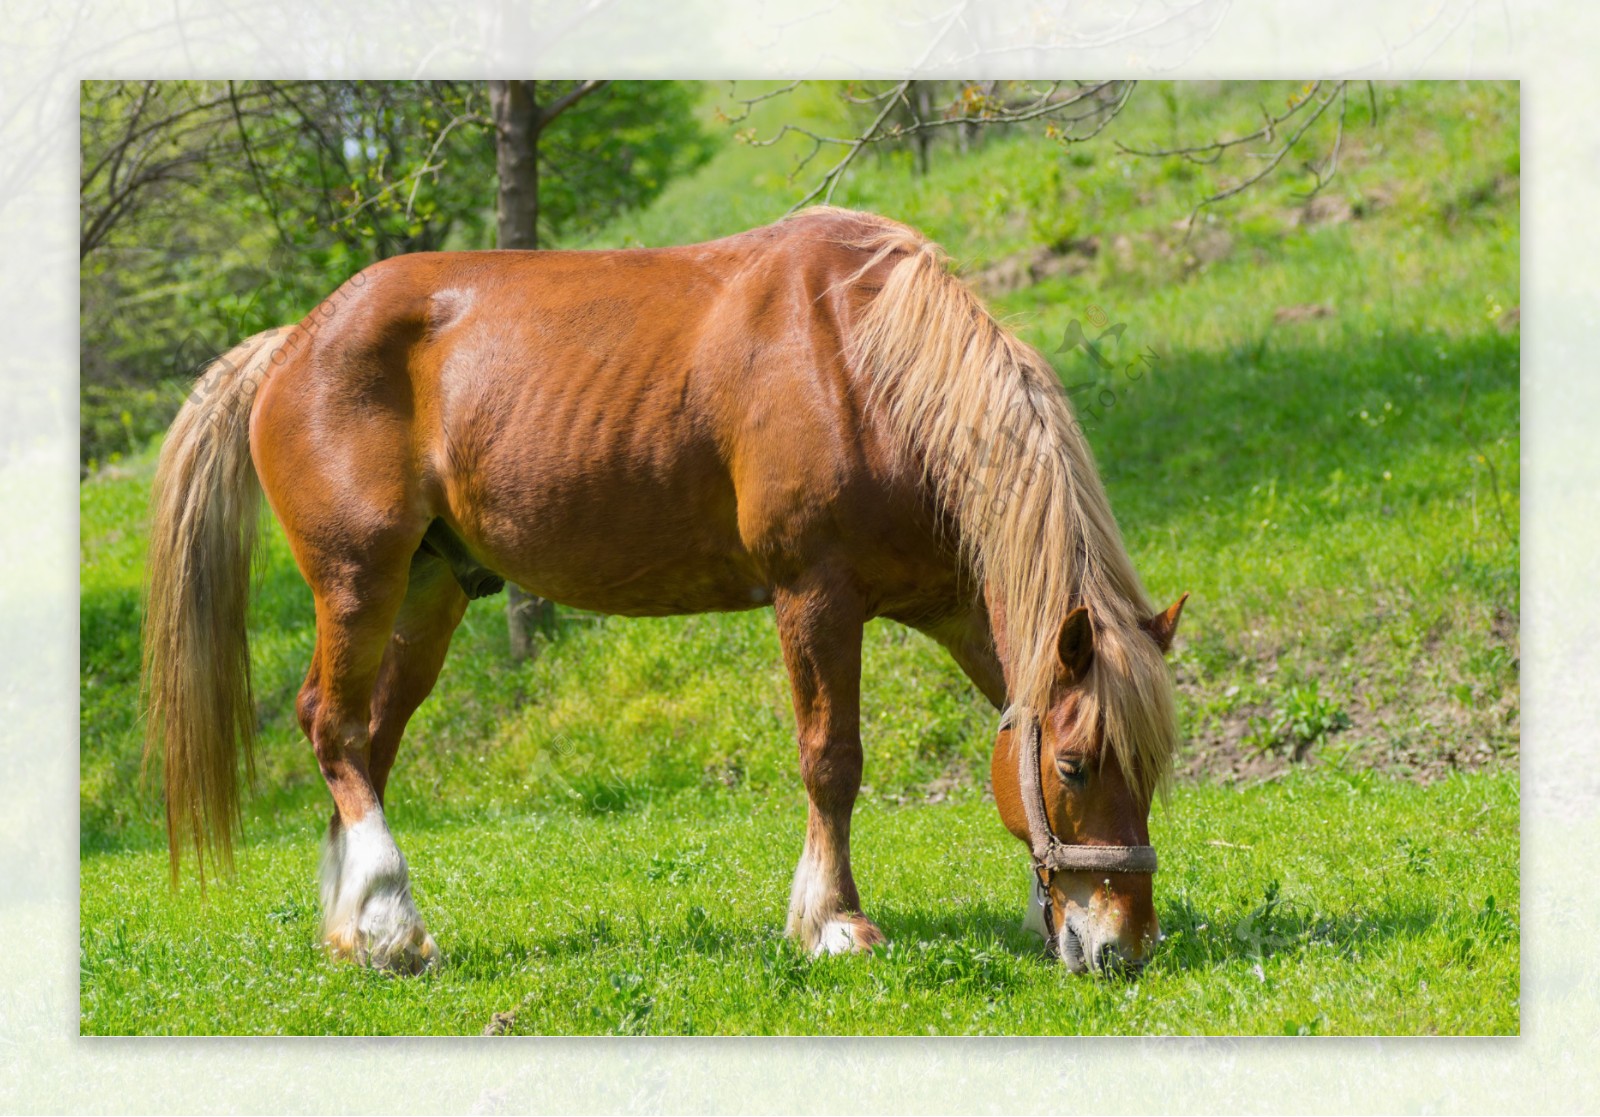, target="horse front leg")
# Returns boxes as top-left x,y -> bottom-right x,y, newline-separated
773,575 -> 886,955
917,603 -> 1007,710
